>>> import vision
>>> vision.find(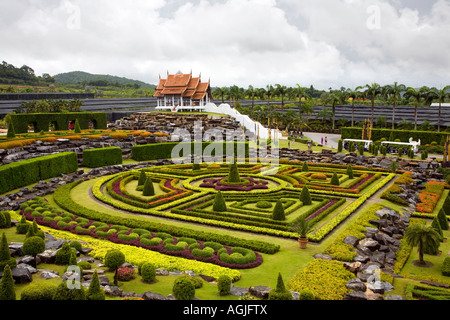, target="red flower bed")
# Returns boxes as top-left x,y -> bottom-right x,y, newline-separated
416,181 -> 446,213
